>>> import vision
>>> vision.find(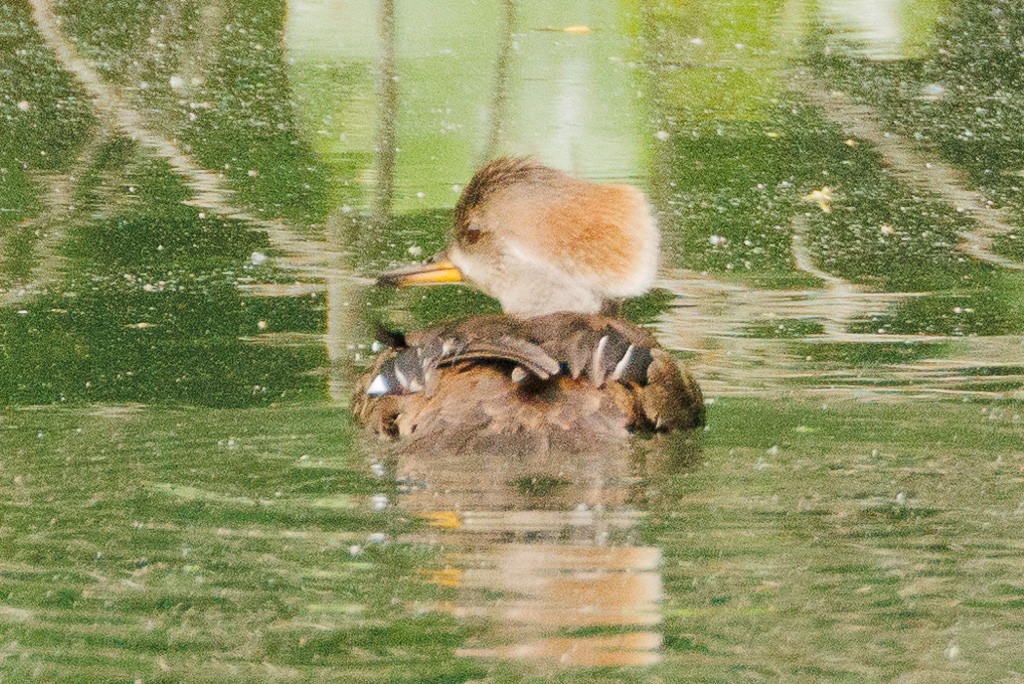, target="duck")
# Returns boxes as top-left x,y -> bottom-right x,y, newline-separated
352,157 -> 704,447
